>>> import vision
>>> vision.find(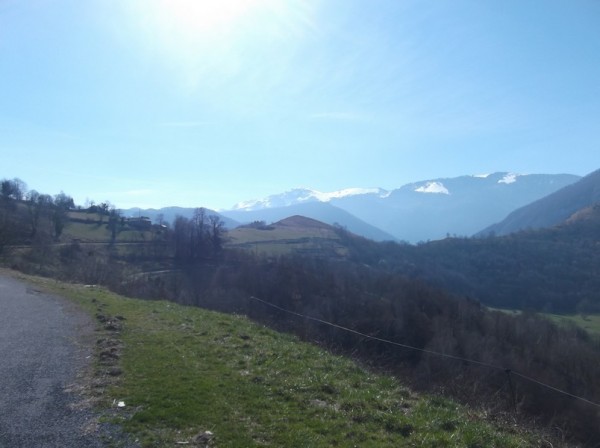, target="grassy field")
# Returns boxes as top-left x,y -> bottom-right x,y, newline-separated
227,218 -> 348,257
545,313 -> 600,336
63,212 -> 345,256
491,307 -> 600,338
15,274 -> 548,447
63,212 -> 160,244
